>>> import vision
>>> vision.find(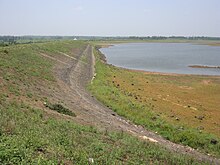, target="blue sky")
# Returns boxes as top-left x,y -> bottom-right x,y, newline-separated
0,0 -> 219,36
